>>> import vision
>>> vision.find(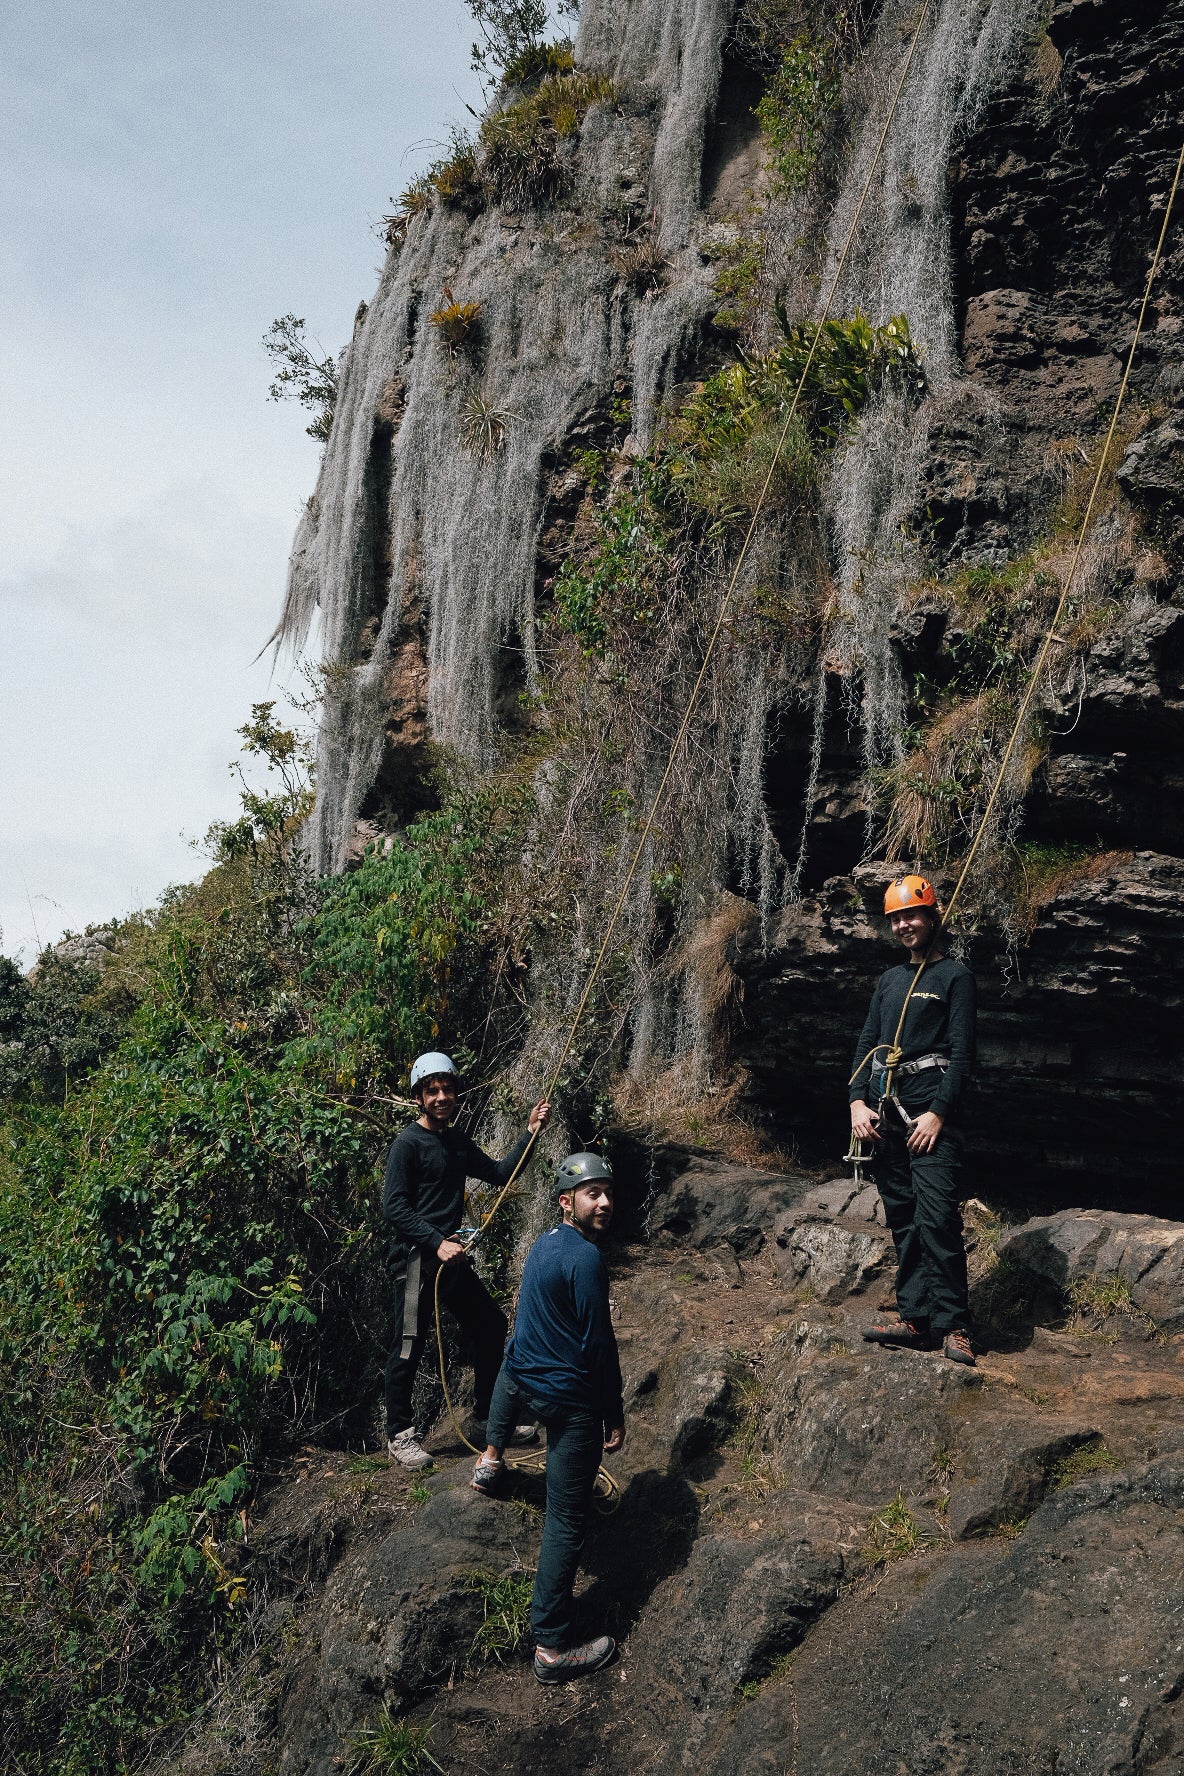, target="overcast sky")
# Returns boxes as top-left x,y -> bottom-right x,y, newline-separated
0,1 -> 483,963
